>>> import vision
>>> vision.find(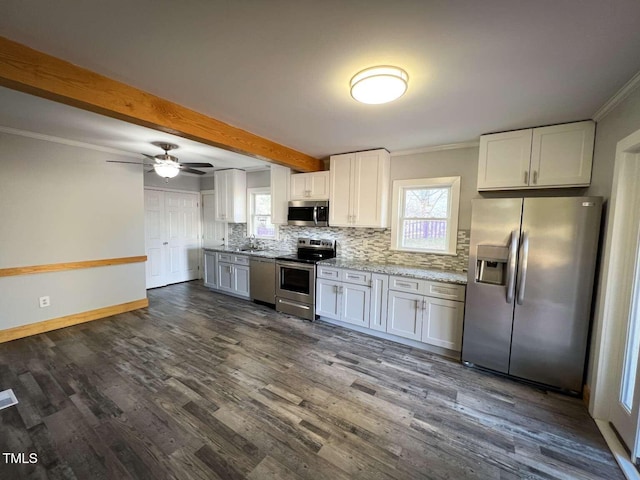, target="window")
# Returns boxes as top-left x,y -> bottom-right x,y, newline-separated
247,187 -> 277,239
391,176 -> 460,255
